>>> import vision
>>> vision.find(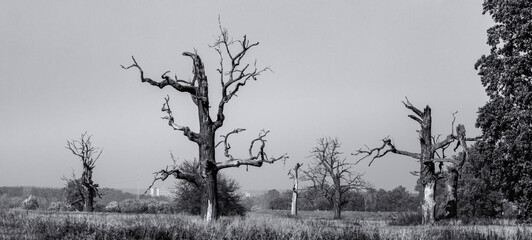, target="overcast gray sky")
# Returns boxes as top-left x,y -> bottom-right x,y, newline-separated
0,1 -> 492,192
